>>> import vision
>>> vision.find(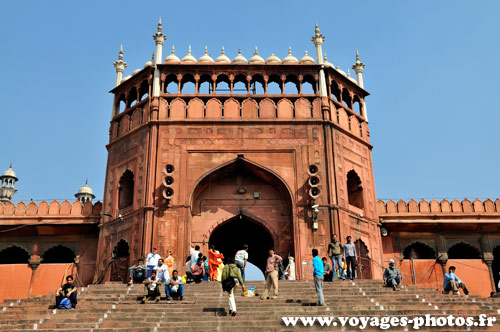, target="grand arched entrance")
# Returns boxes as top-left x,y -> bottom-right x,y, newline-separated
191,157 -> 294,275
209,214 -> 274,273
